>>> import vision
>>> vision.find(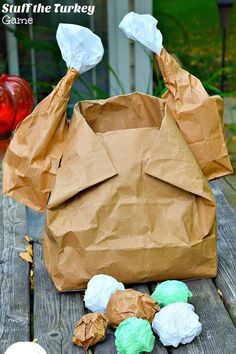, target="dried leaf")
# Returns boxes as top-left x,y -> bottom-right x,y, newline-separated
19,252 -> 33,263
24,235 -> 33,243
26,244 -> 33,256
19,236 -> 34,264
30,269 -> 34,289
217,288 -> 223,299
